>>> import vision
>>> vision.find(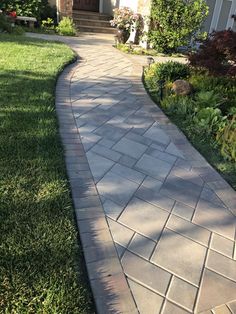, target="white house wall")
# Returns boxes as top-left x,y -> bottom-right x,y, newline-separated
205,0 -> 236,32
119,0 -> 138,11
101,0 -> 144,15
